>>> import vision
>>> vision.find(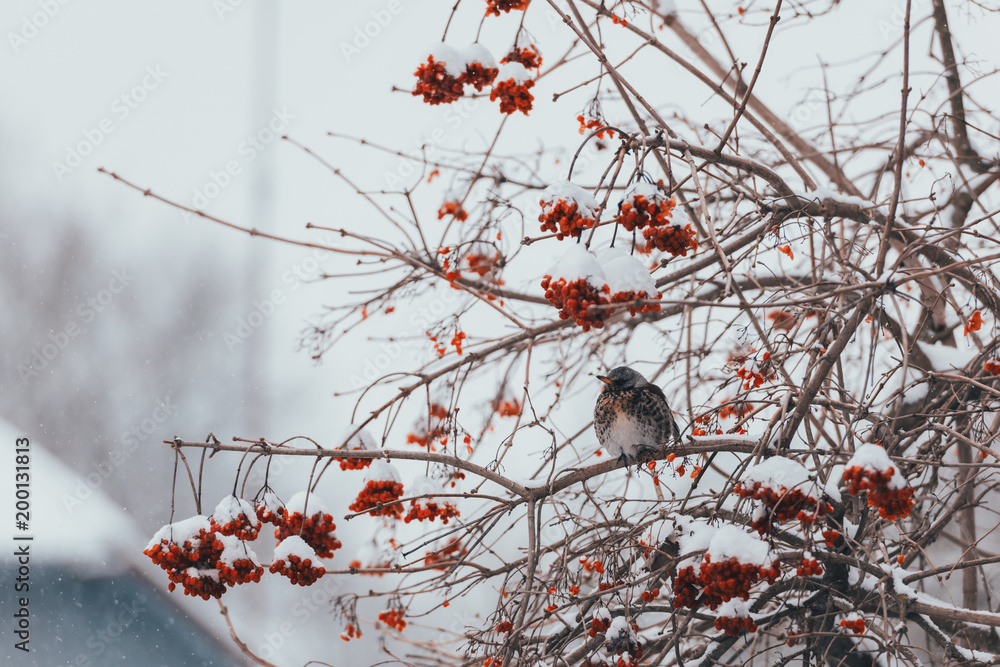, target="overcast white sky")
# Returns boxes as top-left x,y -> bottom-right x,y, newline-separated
2,1 -> 997,664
